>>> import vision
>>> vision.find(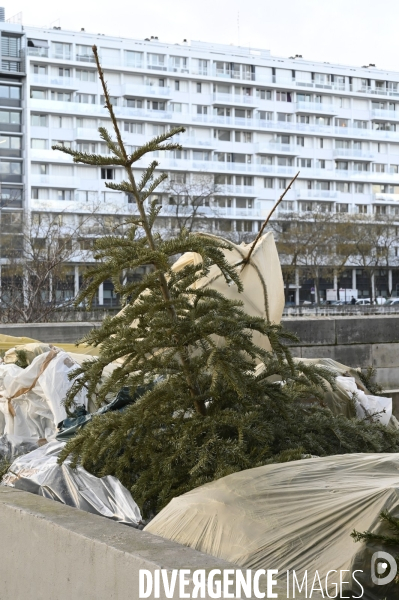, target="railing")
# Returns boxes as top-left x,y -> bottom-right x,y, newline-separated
31,74 -> 79,88
296,101 -> 337,114
75,54 -> 96,63
283,304 -> 399,317
27,47 -> 48,58
255,142 -> 298,154
371,109 -> 399,121
122,84 -> 170,97
212,93 -> 256,105
296,190 -> 338,199
333,148 -> 374,159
